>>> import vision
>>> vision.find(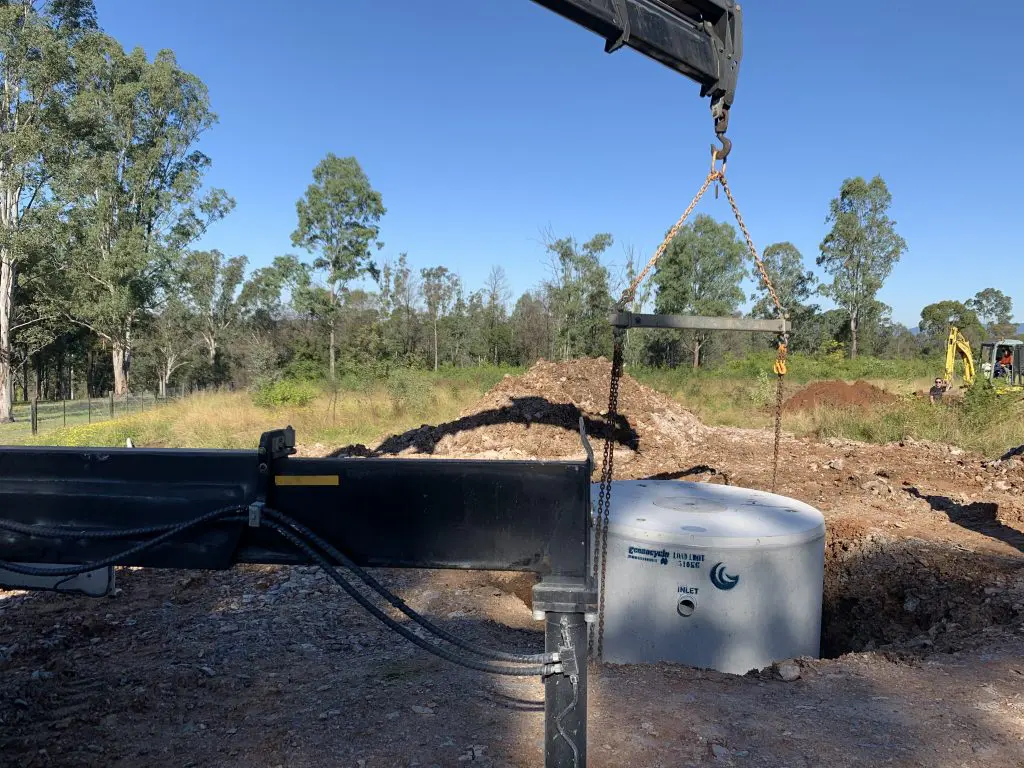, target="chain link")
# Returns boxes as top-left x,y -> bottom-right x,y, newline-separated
717,174 -> 789,492
593,329 -> 625,661
620,170 -> 720,309
593,156 -> 791,660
